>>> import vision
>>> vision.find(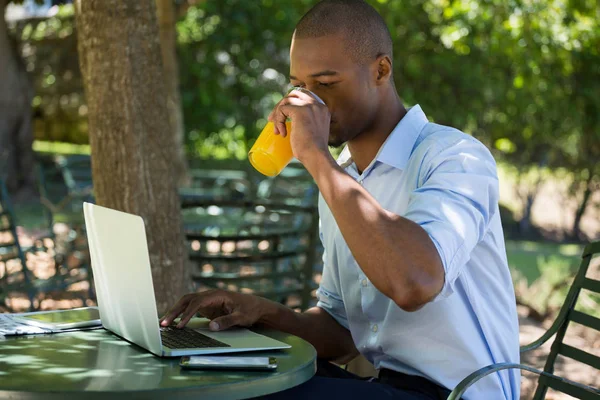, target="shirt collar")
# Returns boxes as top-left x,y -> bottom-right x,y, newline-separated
337,104 -> 429,171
